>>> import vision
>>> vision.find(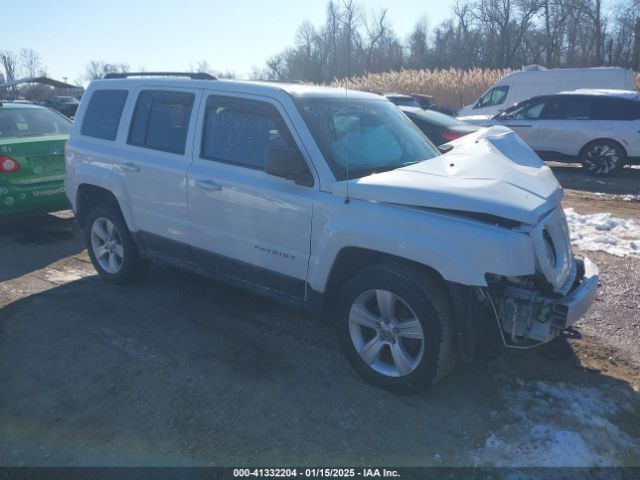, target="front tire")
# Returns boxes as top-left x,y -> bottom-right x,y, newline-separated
580,140 -> 626,177
85,205 -> 147,284
336,263 -> 456,394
